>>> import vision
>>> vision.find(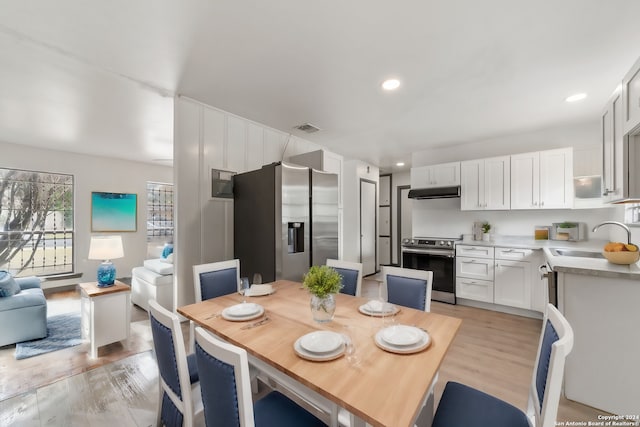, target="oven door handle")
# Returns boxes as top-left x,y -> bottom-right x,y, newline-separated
401,248 -> 455,258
